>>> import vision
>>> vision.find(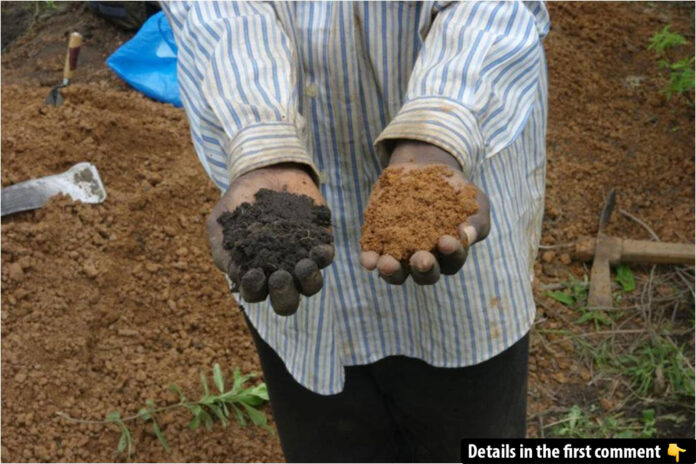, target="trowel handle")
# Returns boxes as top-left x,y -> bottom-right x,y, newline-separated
62,32 -> 83,83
